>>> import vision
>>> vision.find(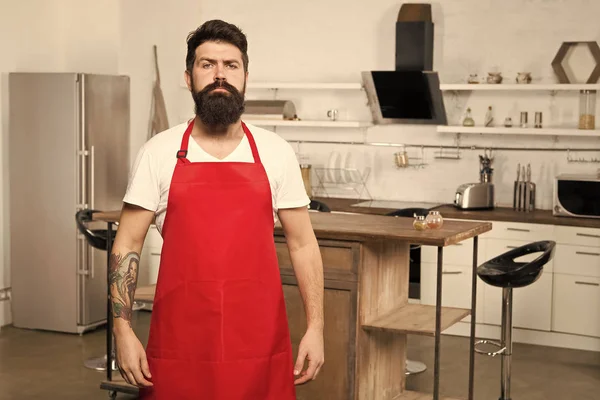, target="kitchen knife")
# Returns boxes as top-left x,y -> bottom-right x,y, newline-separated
523,164 -> 531,212
513,164 -> 521,210
521,165 -> 526,211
